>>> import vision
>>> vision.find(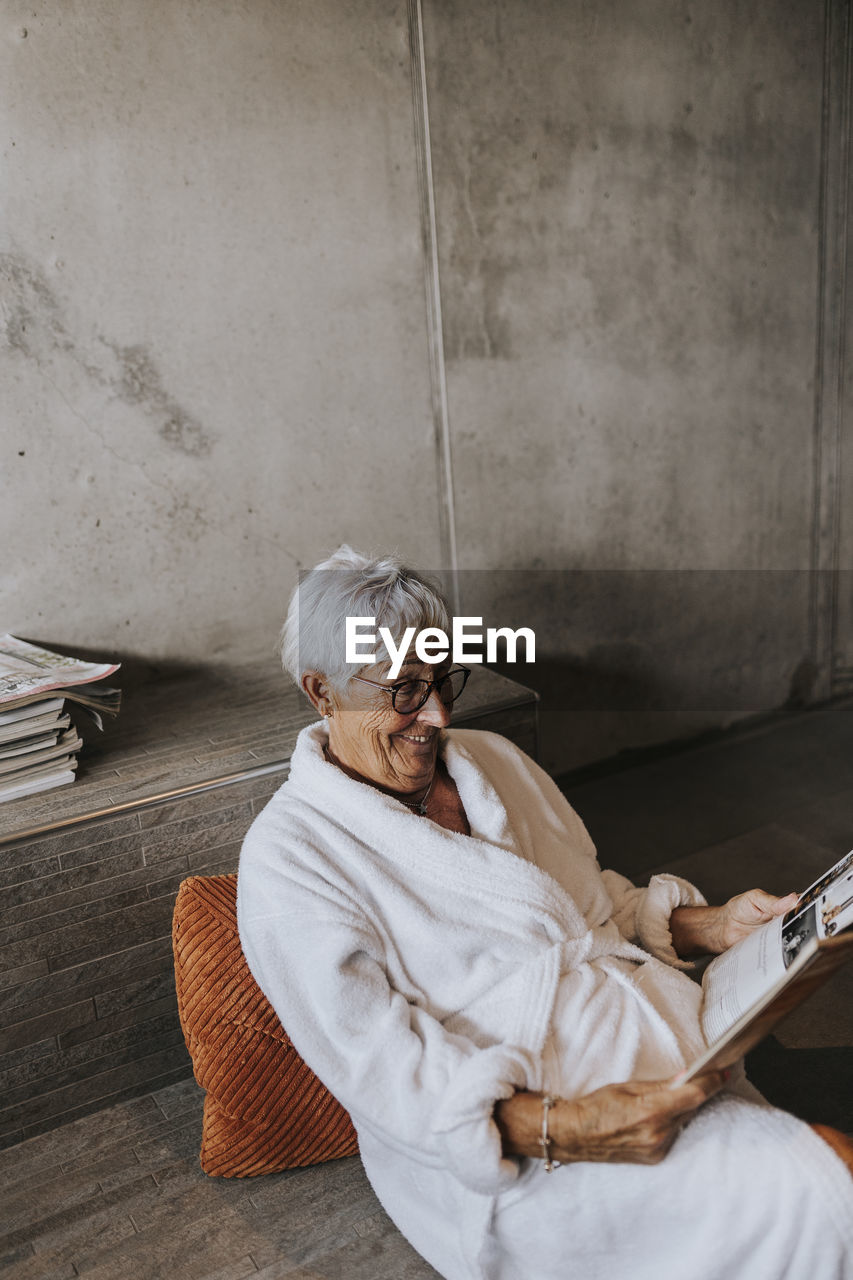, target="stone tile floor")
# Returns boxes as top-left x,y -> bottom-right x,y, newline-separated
2,698 -> 852,1277
0,1078 -> 436,1279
